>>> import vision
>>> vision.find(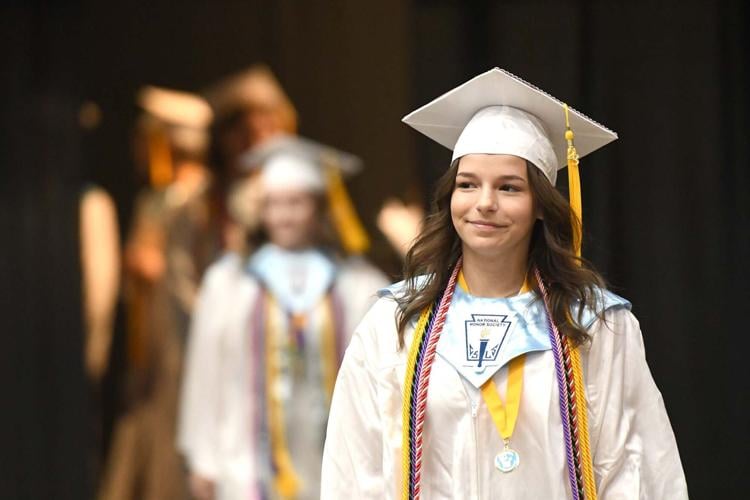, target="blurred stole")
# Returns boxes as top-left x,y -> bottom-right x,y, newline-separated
251,286 -> 344,498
